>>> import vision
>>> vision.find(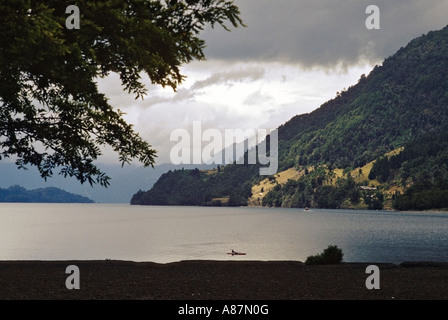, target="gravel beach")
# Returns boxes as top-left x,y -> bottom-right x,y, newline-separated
0,260 -> 447,300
